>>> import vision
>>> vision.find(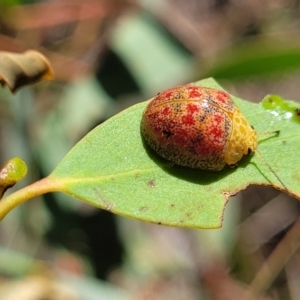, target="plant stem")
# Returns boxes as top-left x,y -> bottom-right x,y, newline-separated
245,217 -> 300,299
0,177 -> 62,221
